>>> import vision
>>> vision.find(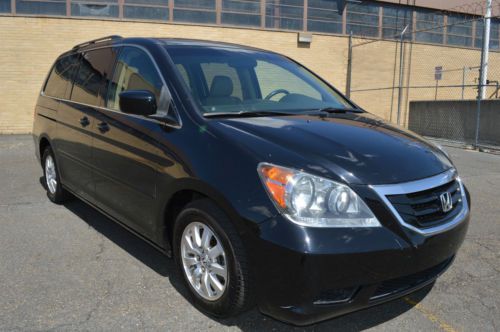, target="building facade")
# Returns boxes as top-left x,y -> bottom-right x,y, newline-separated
0,0 -> 498,133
